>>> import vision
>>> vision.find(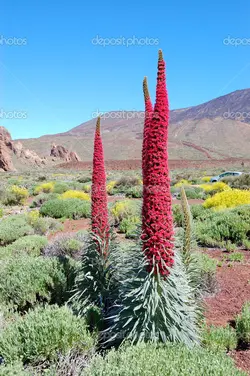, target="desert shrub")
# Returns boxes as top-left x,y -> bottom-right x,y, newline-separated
115,176 -> 141,188
200,182 -> 230,195
34,182 -> 55,195
223,241 -> 237,253
82,184 -> 91,193
204,189 -> 250,210
174,179 -> 192,188
2,185 -> 29,206
43,233 -> 86,259
107,176 -> 142,195
172,204 -> 183,227
106,180 -> 116,194
0,255 -> 67,311
110,199 -> 141,224
4,235 -> 48,257
125,185 -> 143,198
195,208 -> 250,246
224,173 -> 250,190
227,252 -> 244,262
183,186 -> 204,199
40,198 -> 91,219
195,252 -> 217,294
53,182 -> 69,194
32,216 -> 63,235
60,190 -> 90,201
119,216 -> 141,238
243,238 -> 250,250
0,305 -> 94,365
236,302 -> 250,343
0,362 -> 31,376
202,324 -> 237,352
0,208 -> 3,218
201,176 -> 212,182
77,175 -> 92,183
191,204 -> 207,219
30,192 -> 59,208
0,215 -> 34,246
84,342 -> 245,376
